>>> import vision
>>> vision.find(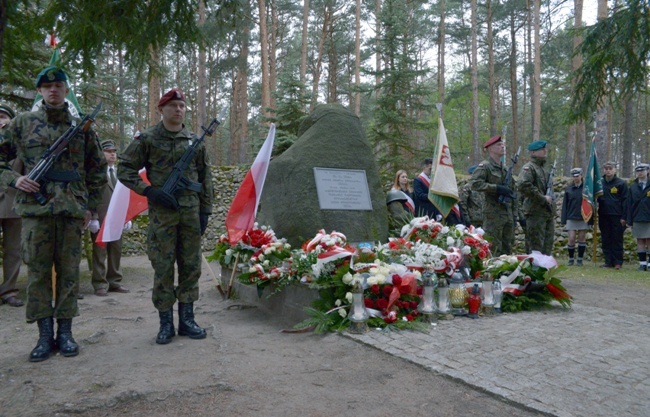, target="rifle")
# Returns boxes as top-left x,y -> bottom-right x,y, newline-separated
160,107 -> 227,201
26,103 -> 102,205
545,148 -> 558,208
498,145 -> 521,205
